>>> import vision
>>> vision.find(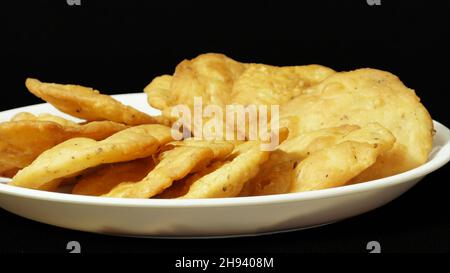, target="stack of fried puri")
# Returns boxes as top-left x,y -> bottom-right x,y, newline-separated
1,53 -> 433,198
